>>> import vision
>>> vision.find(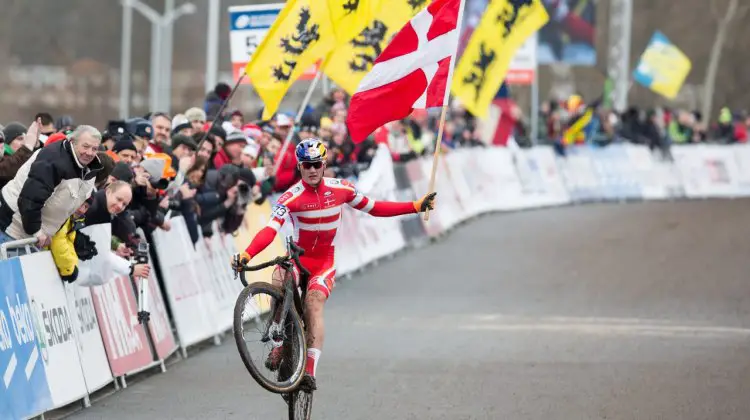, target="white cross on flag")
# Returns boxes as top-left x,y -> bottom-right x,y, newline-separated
346,0 -> 464,142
